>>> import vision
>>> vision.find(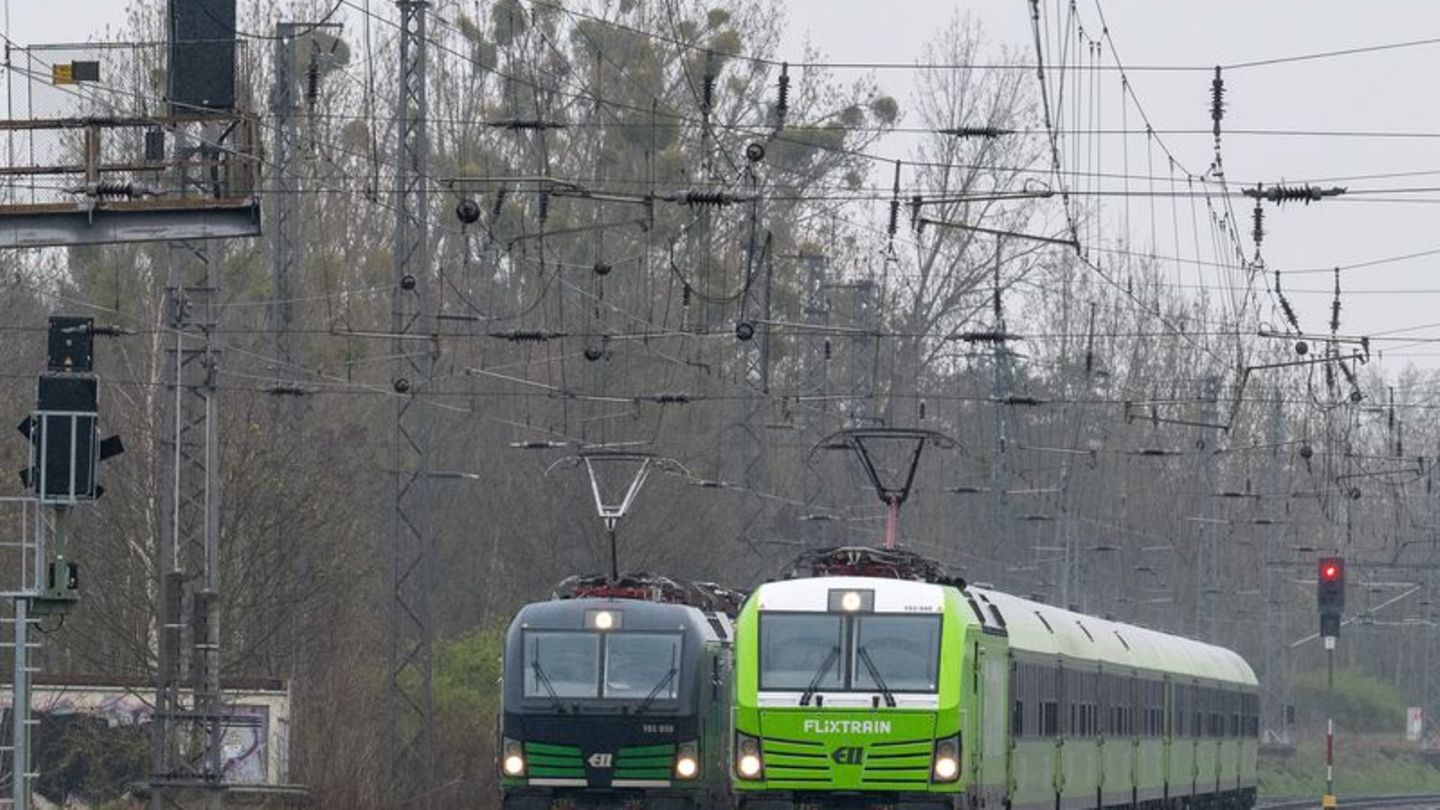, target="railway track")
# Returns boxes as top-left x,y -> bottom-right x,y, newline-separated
1261,794 -> 1440,810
